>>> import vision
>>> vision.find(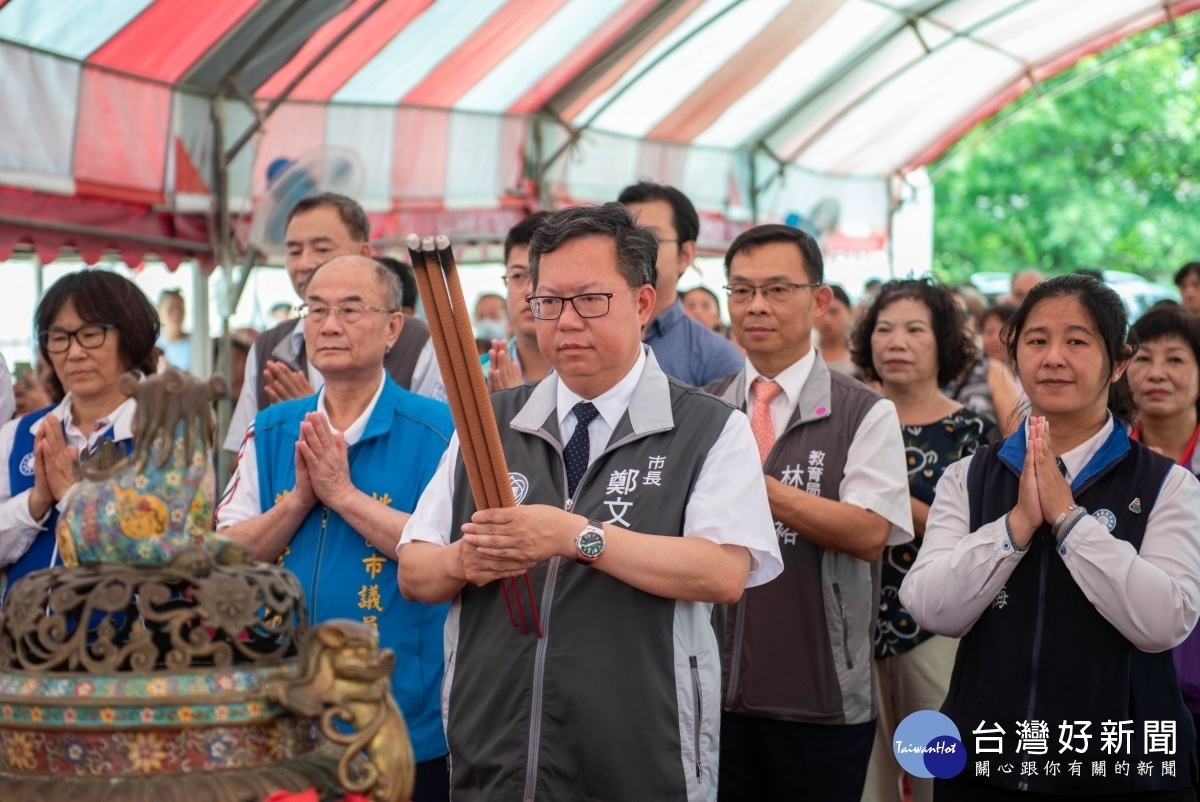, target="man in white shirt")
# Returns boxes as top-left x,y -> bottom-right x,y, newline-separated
223,192 -> 442,454
398,203 -> 781,802
705,224 -> 914,802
